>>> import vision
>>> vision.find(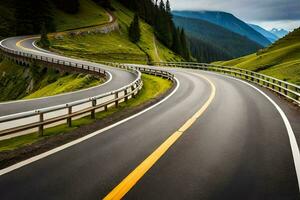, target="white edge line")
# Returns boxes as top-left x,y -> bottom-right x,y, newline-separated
200,70 -> 300,191
0,77 -> 180,176
32,40 -> 52,54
